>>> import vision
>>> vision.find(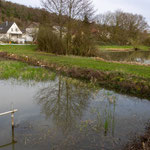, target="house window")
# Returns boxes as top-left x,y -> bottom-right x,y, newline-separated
11,28 -> 13,32
16,28 -> 18,32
